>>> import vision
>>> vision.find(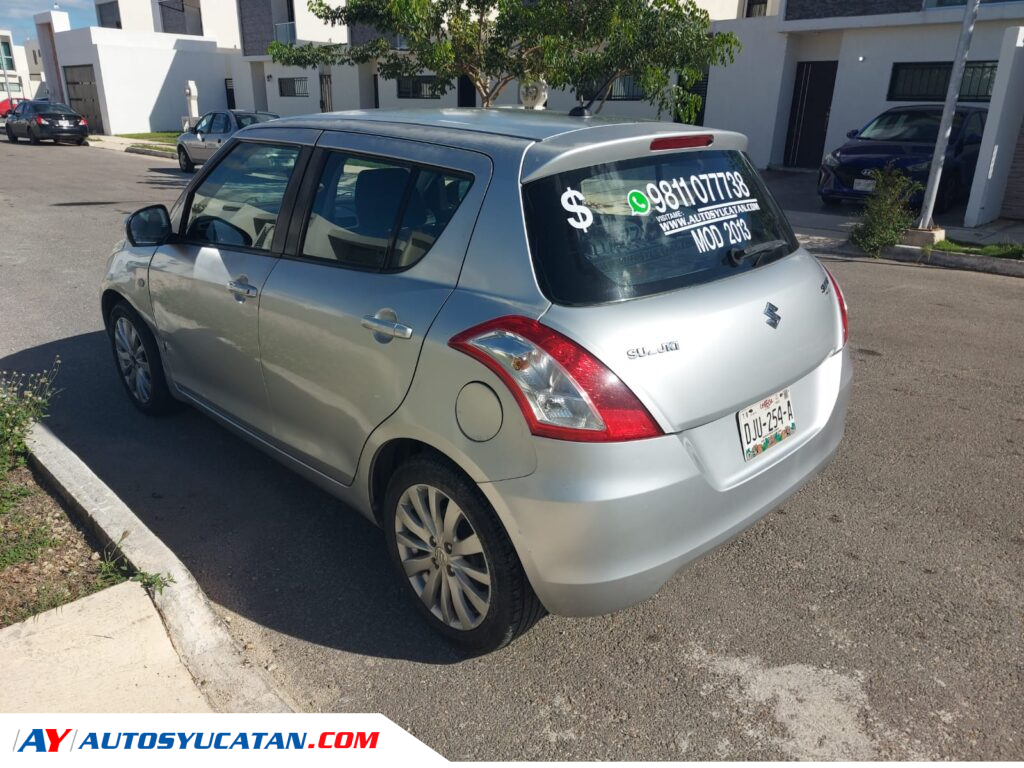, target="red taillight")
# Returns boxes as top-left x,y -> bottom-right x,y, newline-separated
449,316 -> 663,442
824,267 -> 848,347
34,116 -> 45,125
650,134 -> 714,151
80,117 -> 88,126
